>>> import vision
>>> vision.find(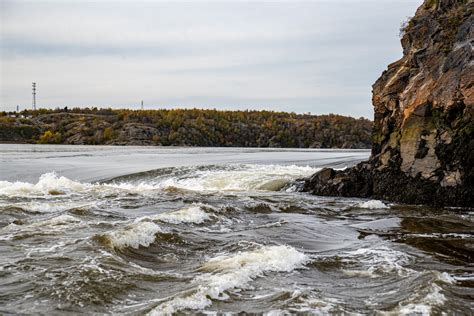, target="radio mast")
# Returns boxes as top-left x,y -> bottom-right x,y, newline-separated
32,82 -> 36,110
